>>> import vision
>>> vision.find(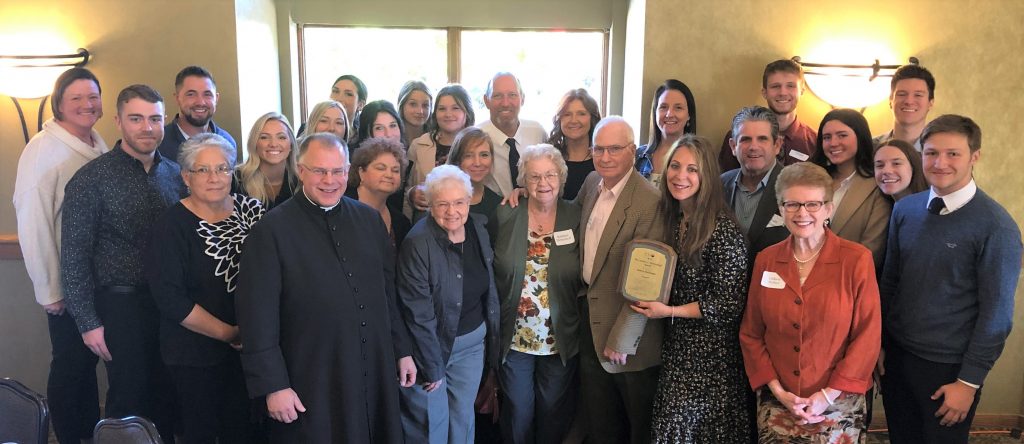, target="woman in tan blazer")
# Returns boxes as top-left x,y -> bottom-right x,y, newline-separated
811,109 -> 892,270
